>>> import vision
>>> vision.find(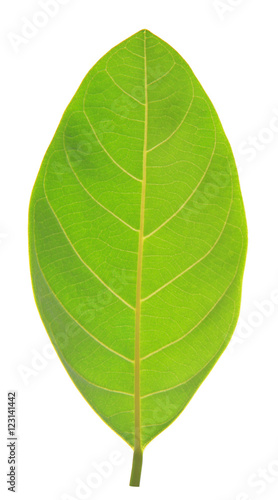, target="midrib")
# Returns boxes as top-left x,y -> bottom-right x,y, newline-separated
134,30 -> 148,459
